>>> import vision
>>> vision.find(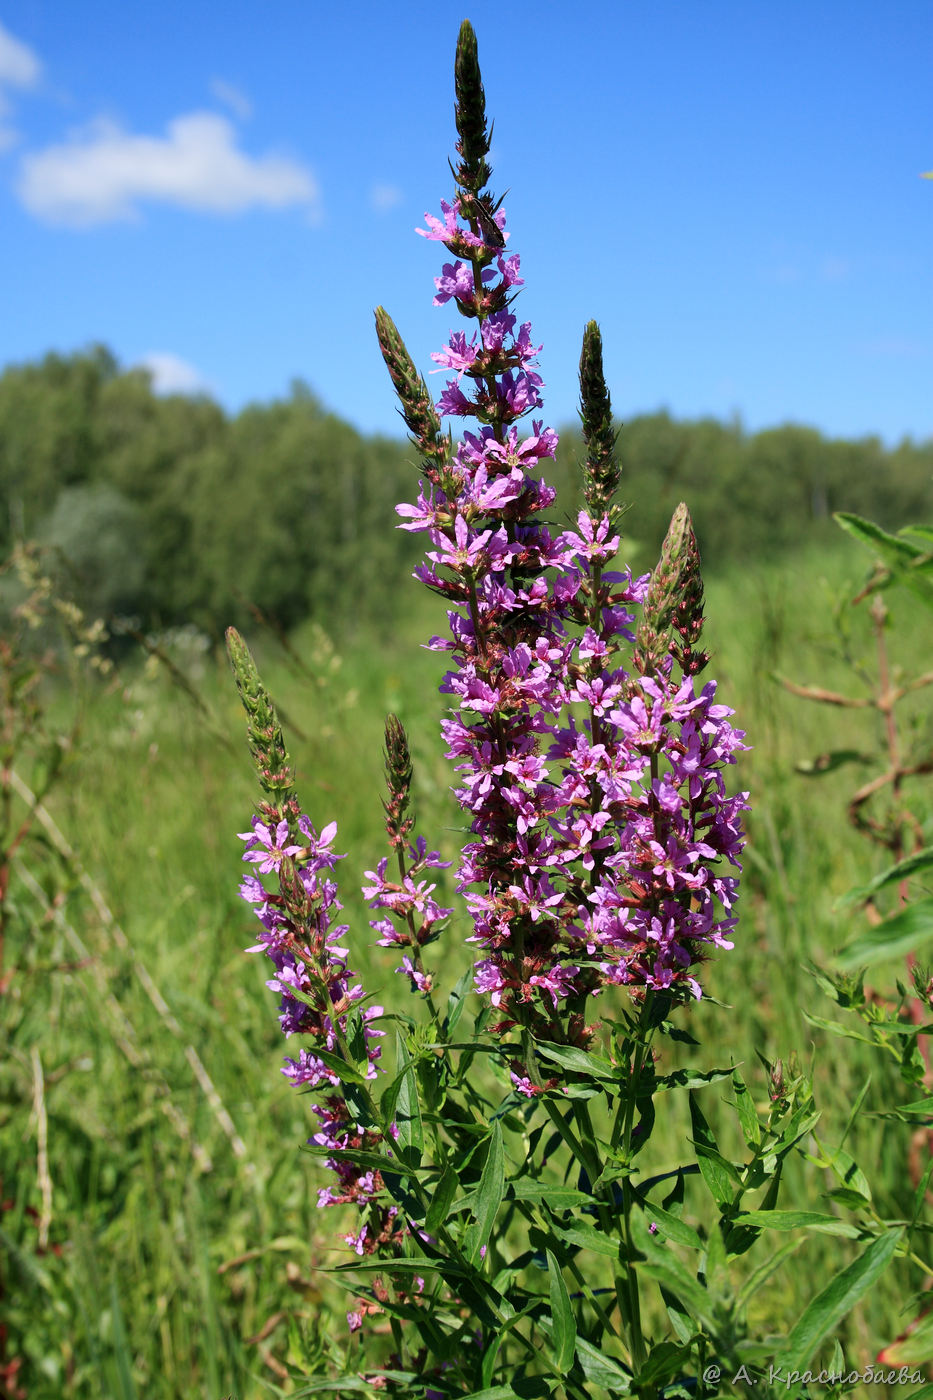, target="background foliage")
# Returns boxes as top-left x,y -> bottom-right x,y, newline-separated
2,346 -> 932,634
